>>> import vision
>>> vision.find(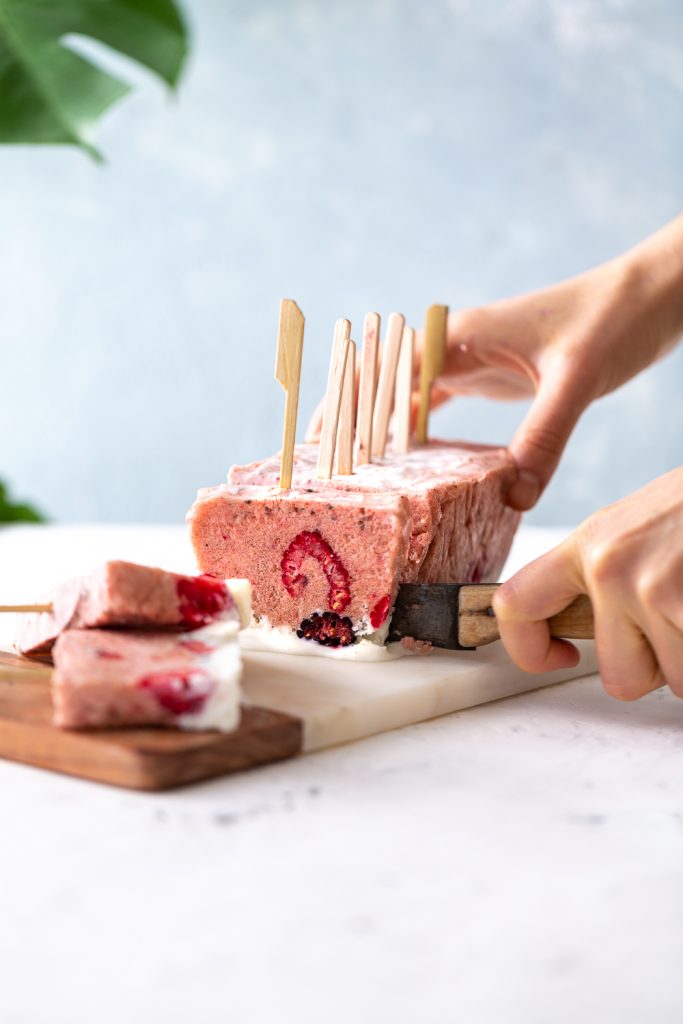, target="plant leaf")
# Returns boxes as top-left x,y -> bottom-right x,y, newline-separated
0,481 -> 45,523
0,0 -> 188,157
